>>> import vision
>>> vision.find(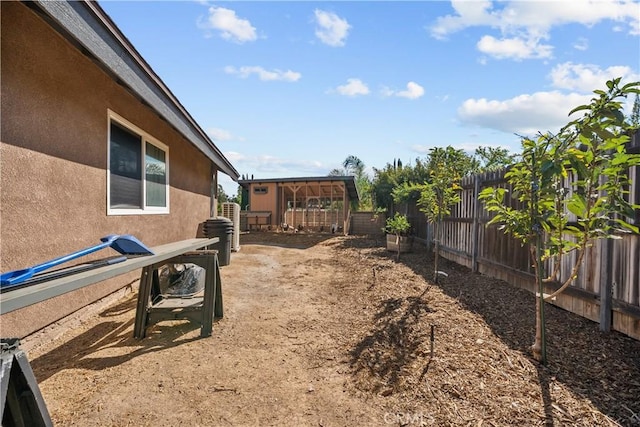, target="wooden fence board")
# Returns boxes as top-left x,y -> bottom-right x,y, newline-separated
410,170 -> 640,341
